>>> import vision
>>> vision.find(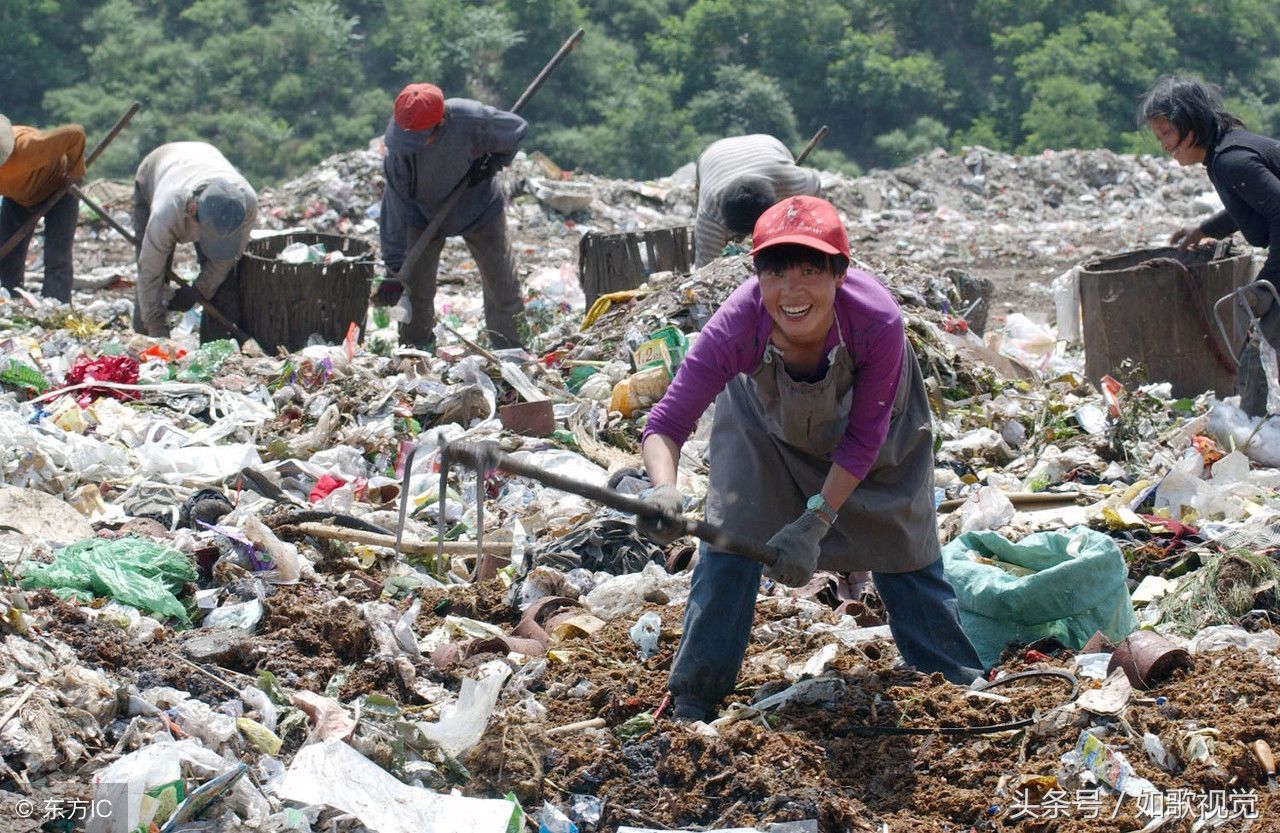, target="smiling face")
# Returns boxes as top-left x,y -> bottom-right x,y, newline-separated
1150,116 -> 1207,166
759,261 -> 840,348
